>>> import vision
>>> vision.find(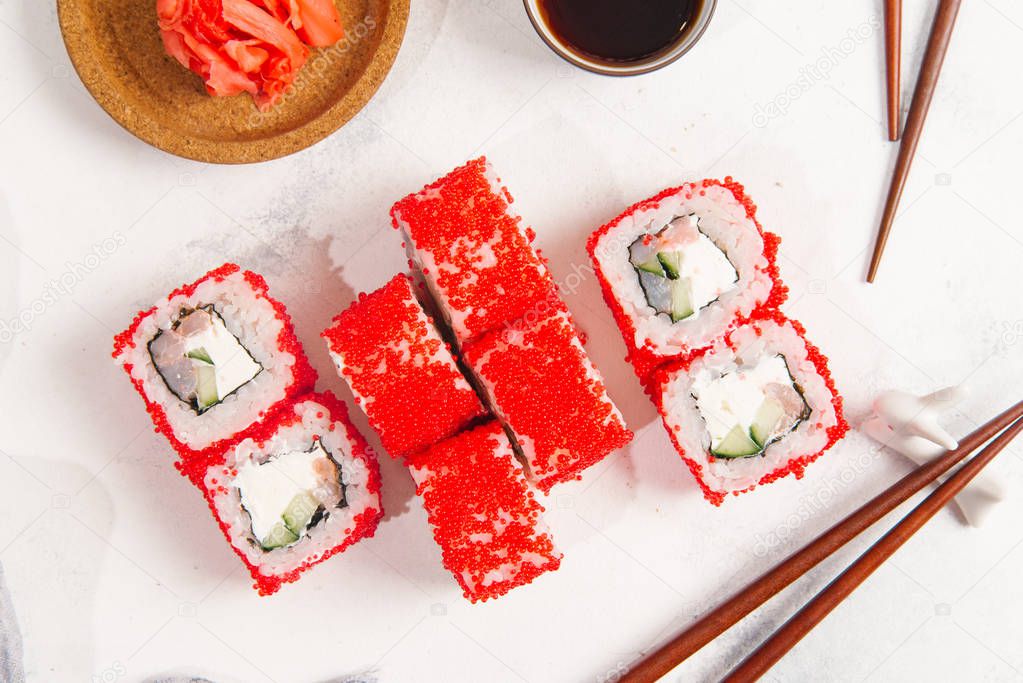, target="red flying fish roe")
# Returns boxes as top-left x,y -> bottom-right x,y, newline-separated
586,178 -> 787,394
463,309 -> 634,492
390,157 -> 558,345
407,421 -> 562,602
112,263 -> 316,482
200,392 -> 383,596
321,274 -> 487,459
653,310 -> 849,506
